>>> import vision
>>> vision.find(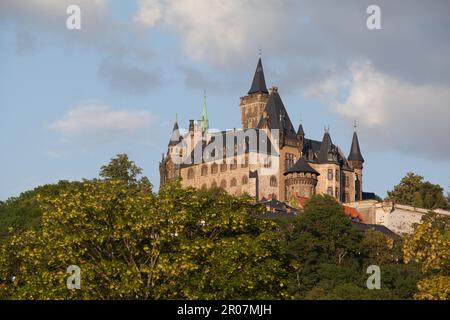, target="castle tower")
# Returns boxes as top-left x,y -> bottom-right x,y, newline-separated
160,117 -> 184,187
284,157 -> 320,200
240,56 -> 269,129
297,123 -> 305,152
348,126 -> 364,201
